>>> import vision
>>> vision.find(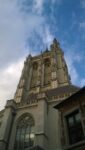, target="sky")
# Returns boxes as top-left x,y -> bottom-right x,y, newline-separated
0,0 -> 85,110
